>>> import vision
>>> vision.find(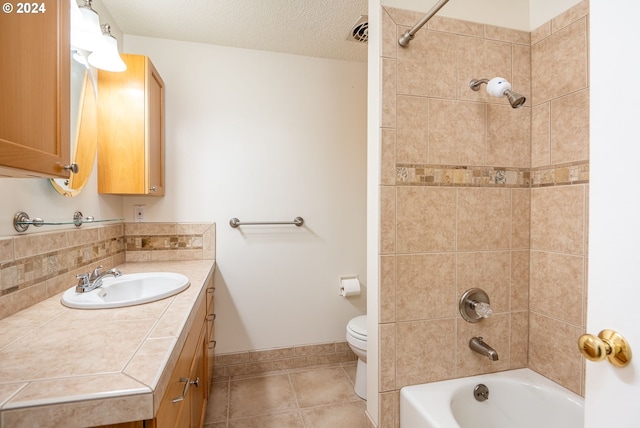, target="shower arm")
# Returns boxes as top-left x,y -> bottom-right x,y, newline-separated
469,79 -> 489,91
398,0 -> 451,47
